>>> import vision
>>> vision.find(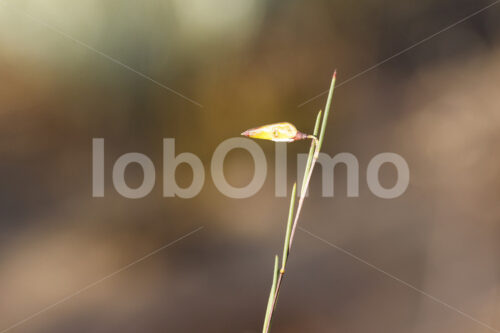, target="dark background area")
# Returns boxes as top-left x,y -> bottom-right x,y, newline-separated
1,1 -> 500,332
